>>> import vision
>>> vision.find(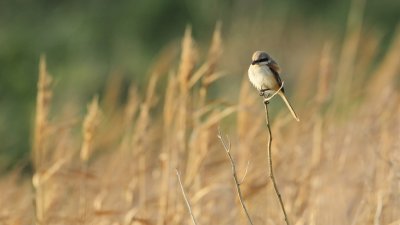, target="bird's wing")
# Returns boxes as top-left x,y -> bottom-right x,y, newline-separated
267,61 -> 285,93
